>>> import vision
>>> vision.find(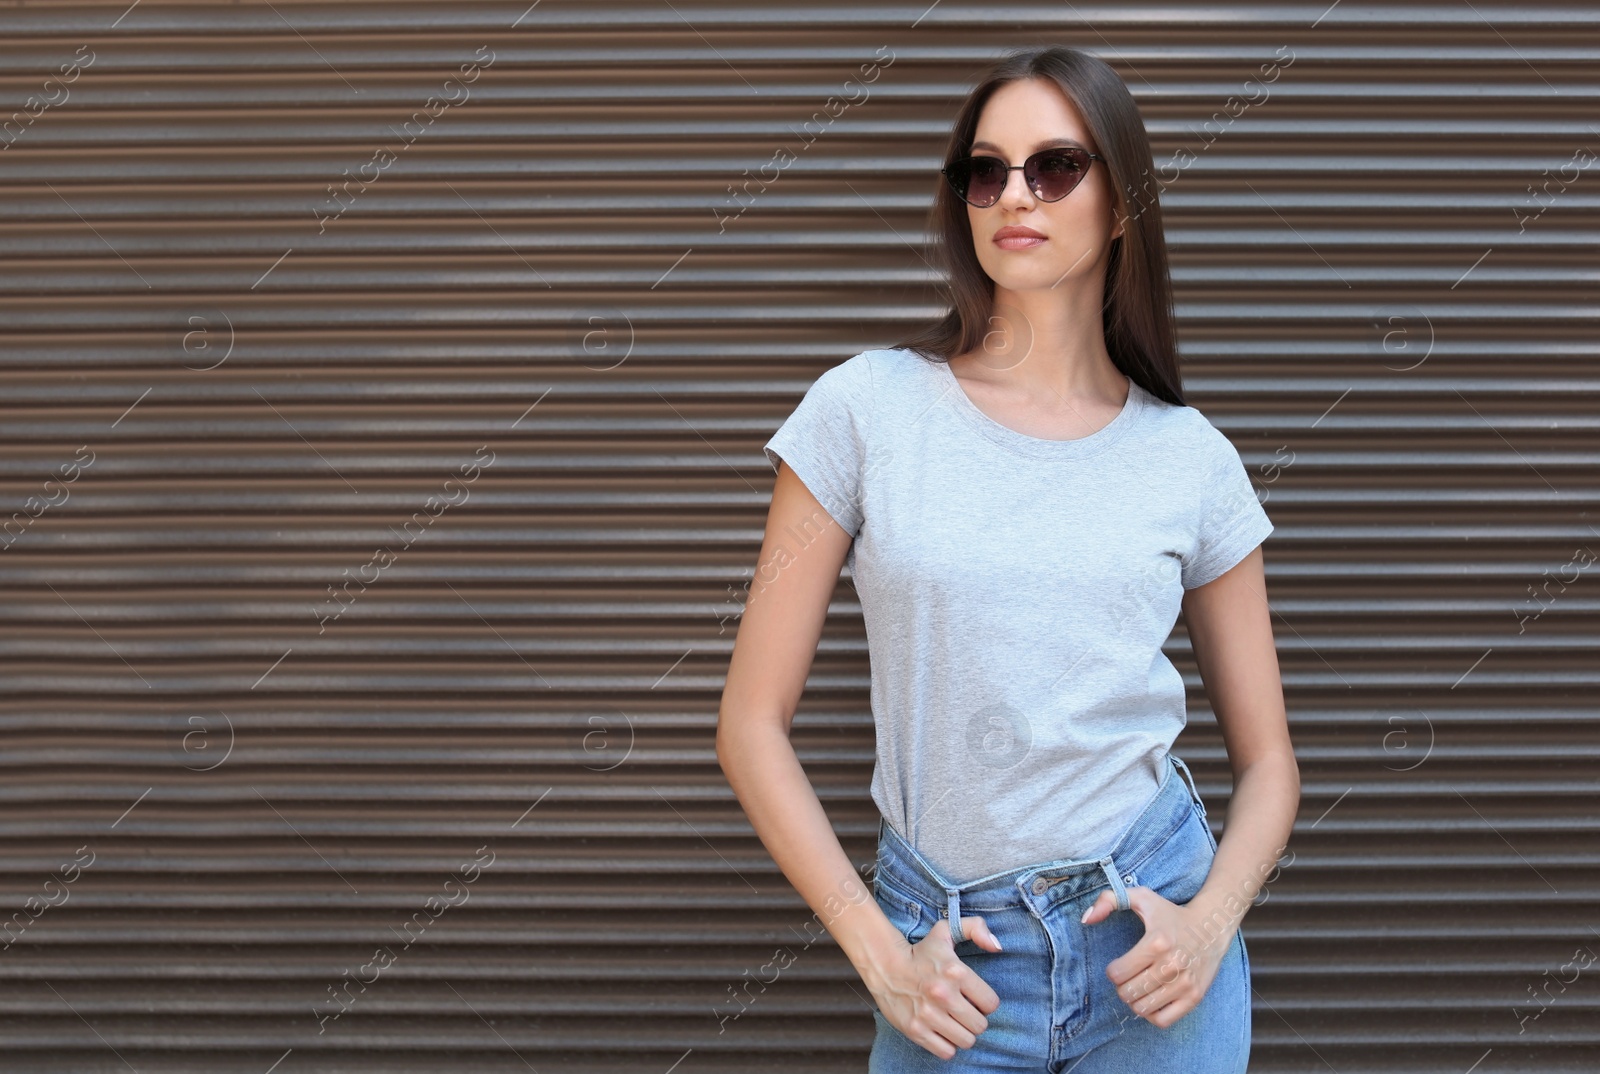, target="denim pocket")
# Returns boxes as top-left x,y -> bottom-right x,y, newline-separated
1193,799 -> 1220,853
1136,805 -> 1217,910
874,876 -> 933,945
